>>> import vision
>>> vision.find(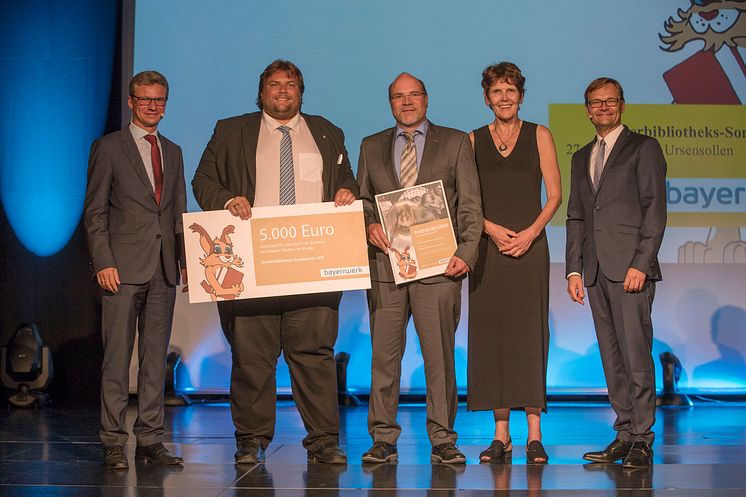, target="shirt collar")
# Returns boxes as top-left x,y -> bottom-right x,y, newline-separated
596,123 -> 624,147
129,122 -> 158,140
396,120 -> 428,140
262,111 -> 302,133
